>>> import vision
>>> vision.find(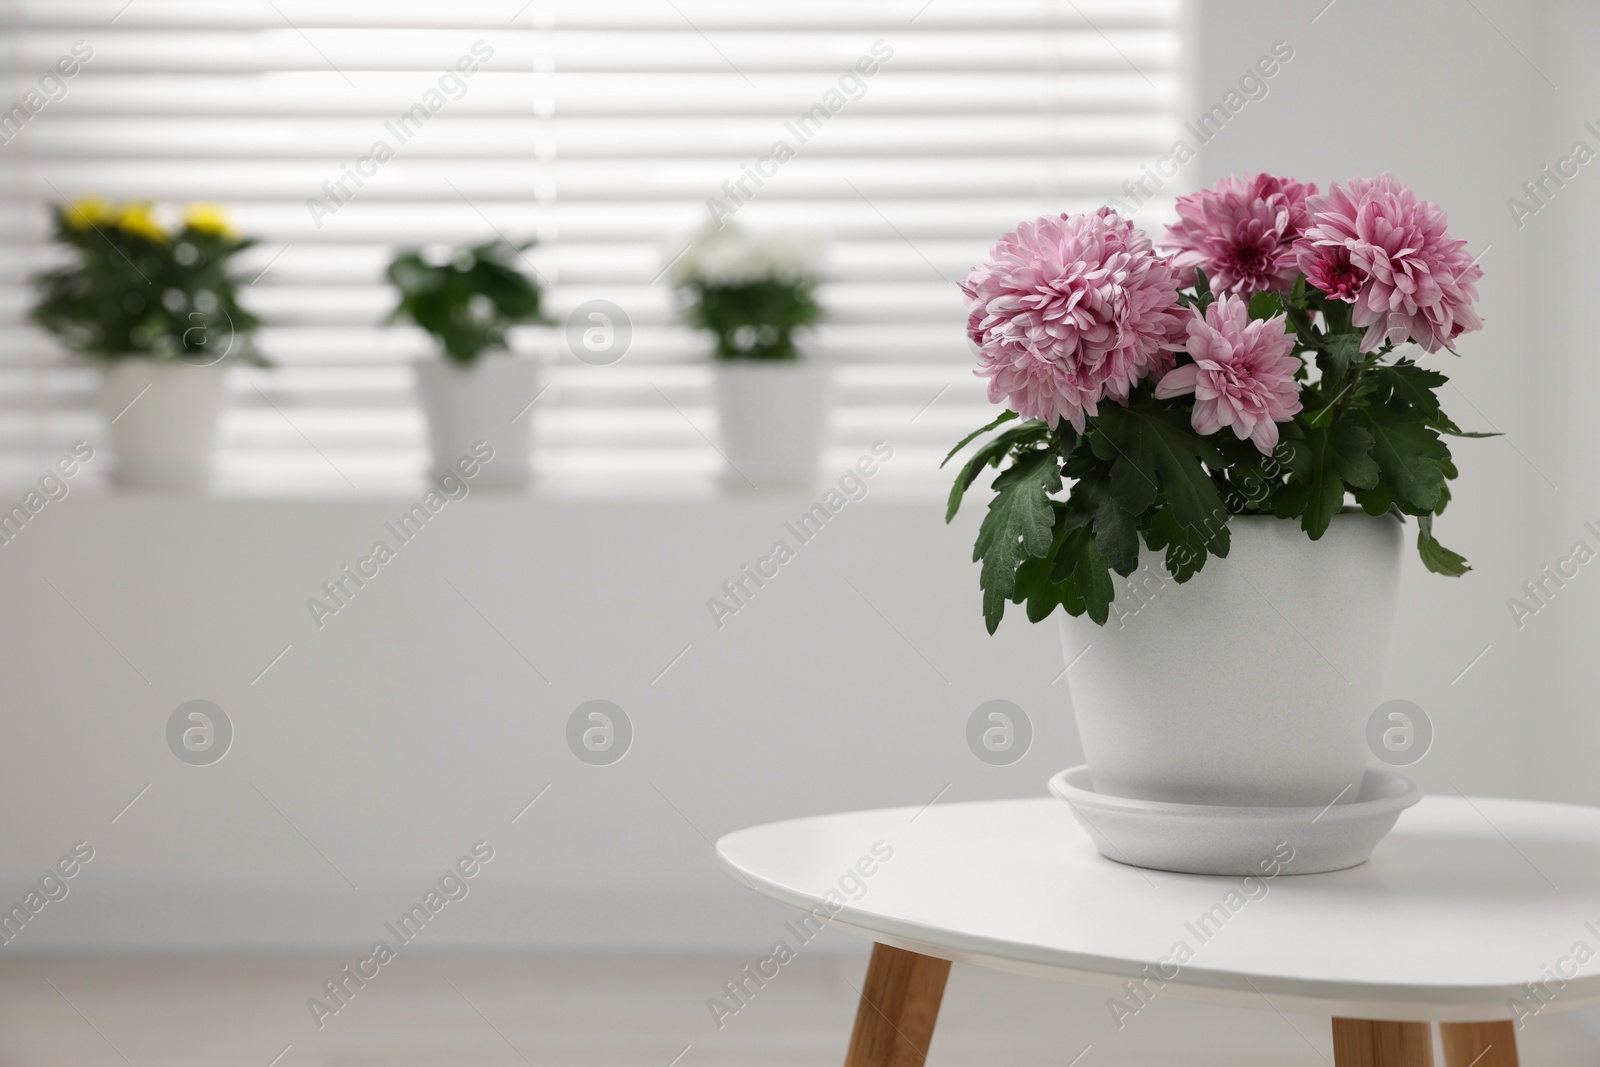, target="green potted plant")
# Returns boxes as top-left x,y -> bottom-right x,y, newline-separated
387,240 -> 549,489
668,223 -> 827,491
31,198 -> 261,491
